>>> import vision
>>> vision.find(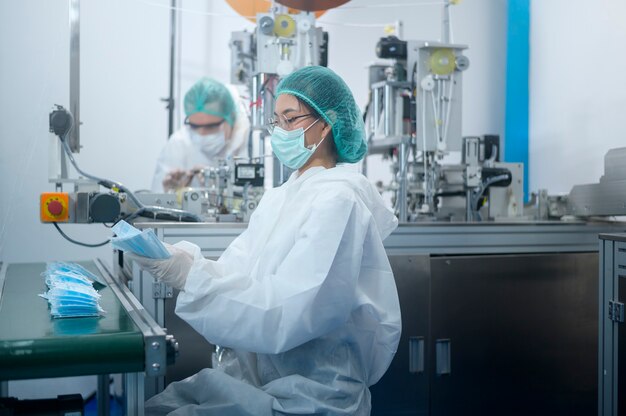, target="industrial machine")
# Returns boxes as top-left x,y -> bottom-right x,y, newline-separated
549,147 -> 626,219
229,1 -> 329,187
40,1 -> 331,227
0,260 -> 177,416
135,160 -> 265,223
364,2 -> 522,222
44,105 -> 207,229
